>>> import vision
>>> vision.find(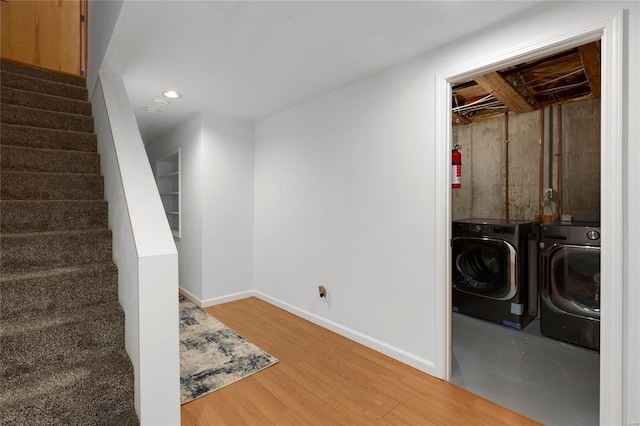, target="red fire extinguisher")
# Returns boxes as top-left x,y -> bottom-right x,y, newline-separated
452,145 -> 462,189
